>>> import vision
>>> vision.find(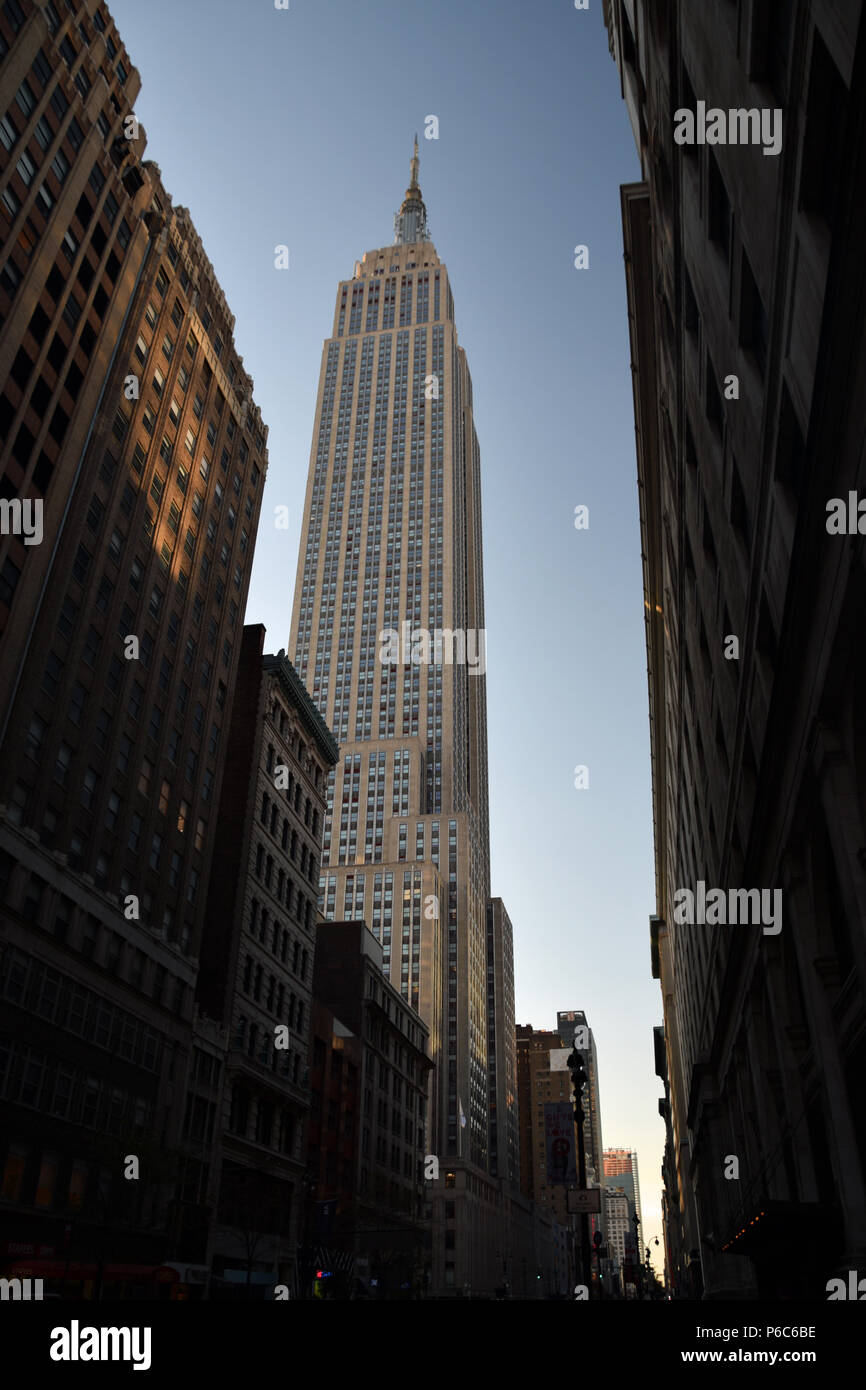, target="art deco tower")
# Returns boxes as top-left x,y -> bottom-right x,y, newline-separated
289,142 -> 491,1172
